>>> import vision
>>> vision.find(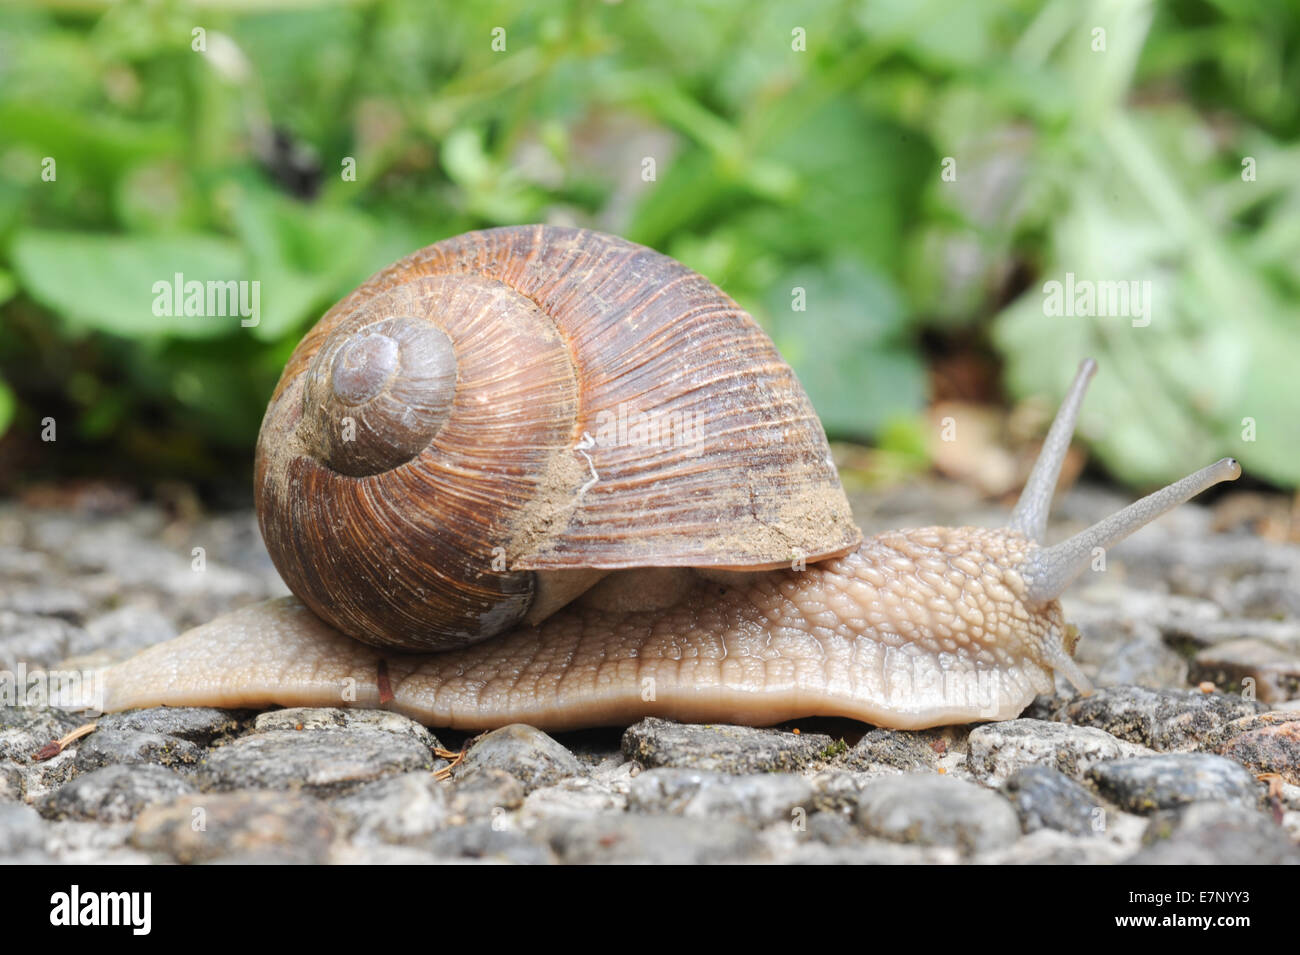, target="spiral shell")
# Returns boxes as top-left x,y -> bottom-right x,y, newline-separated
255,225 -> 859,650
